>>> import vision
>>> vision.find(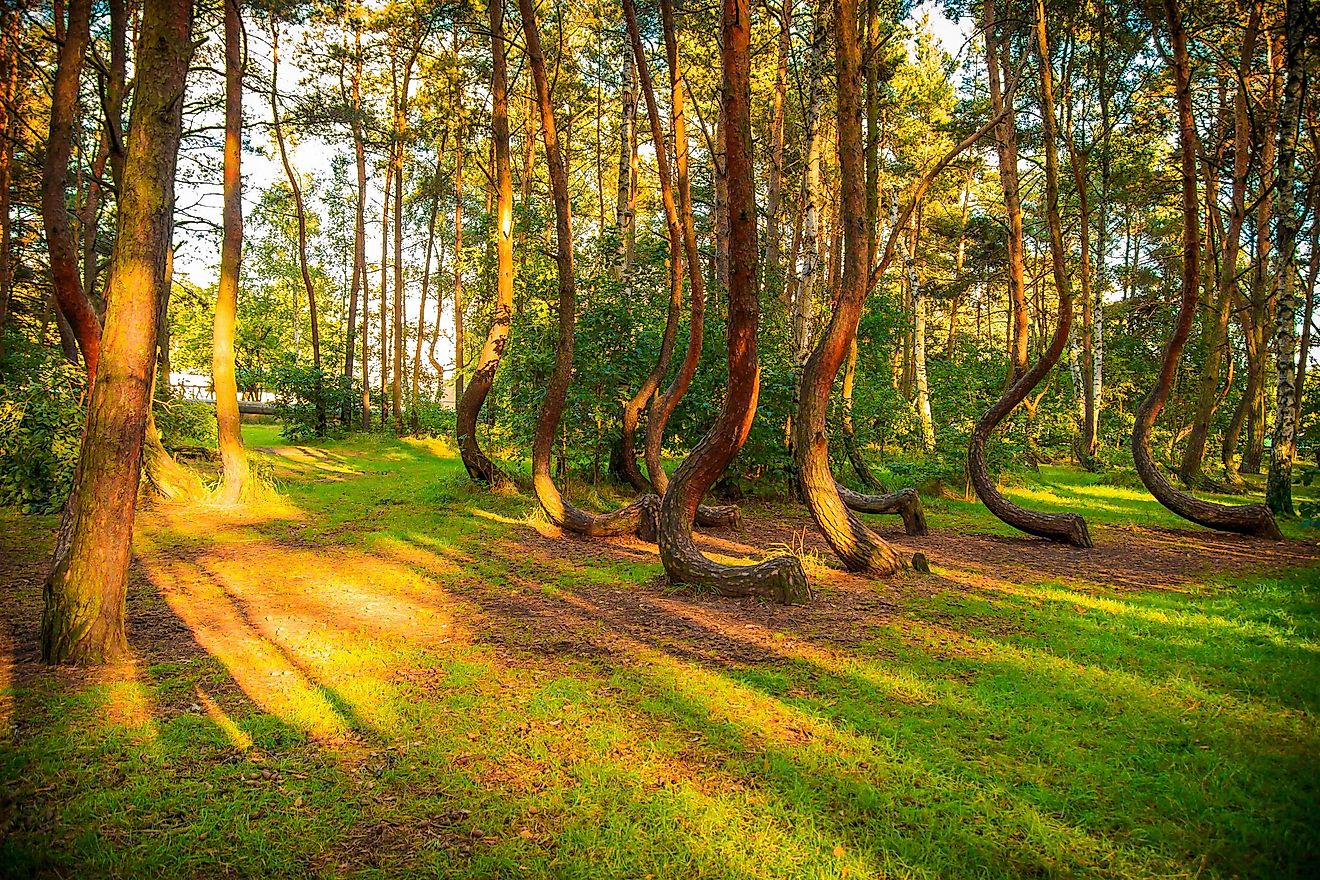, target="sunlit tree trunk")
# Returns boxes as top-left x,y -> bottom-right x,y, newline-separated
968,0 -> 1093,548
900,212 -> 934,450
43,0 -> 195,664
764,0 -> 792,293
42,0 -> 101,381
457,0 -> 515,485
516,0 -> 659,539
213,0 -> 249,504
379,164 -> 391,428
983,0 -> 1027,383
1131,0 -> 1280,539
411,171 -> 441,434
